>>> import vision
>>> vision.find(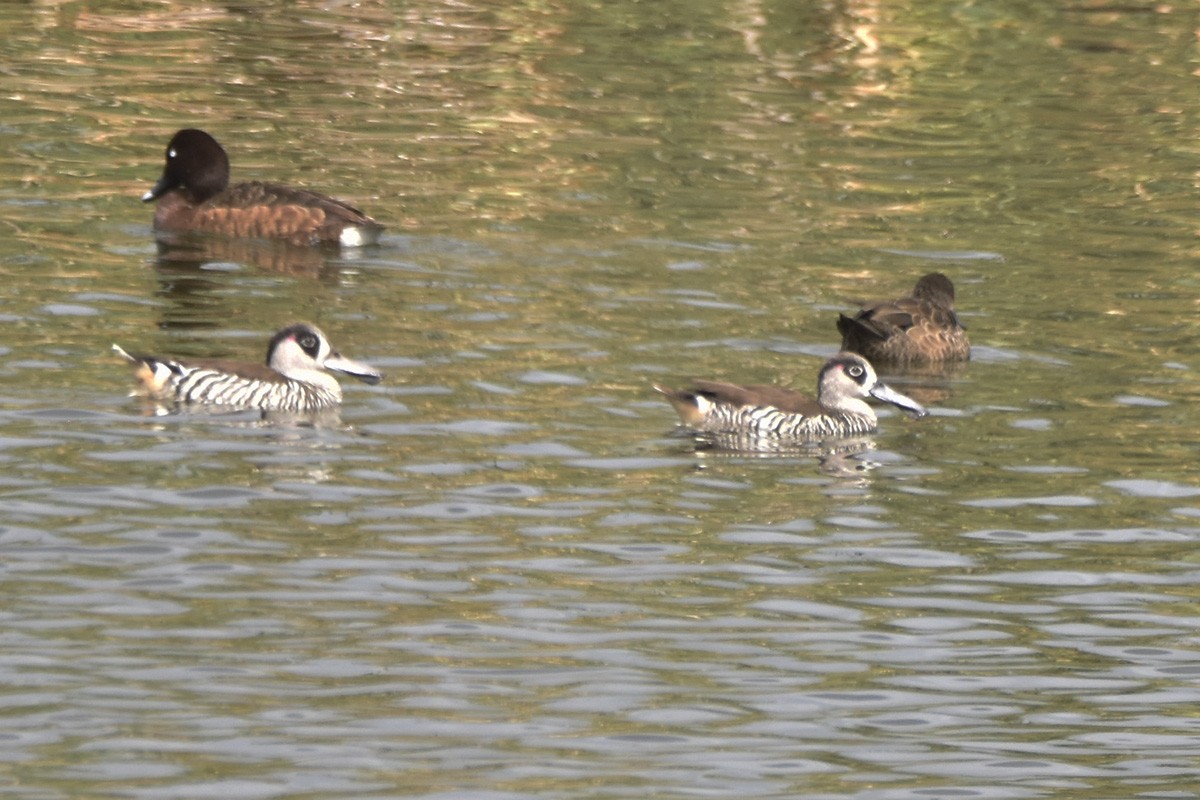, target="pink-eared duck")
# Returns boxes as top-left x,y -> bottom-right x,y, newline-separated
655,352 -> 925,443
113,323 -> 382,412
